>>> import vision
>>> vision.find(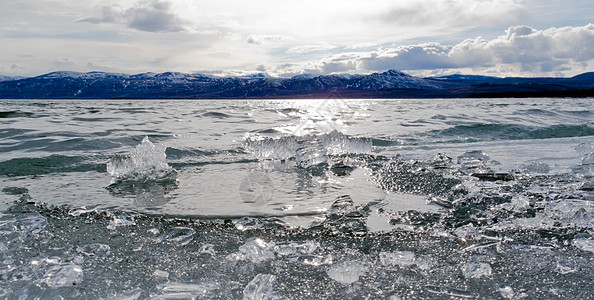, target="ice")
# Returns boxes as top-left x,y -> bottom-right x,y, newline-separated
114,289 -> 143,300
555,261 -> 577,274
498,286 -> 515,299
153,281 -> 219,299
43,264 -> 83,288
520,161 -> 550,174
158,227 -> 195,246
107,213 -> 136,230
234,217 -> 265,231
107,136 -> 173,181
572,234 -> 594,253
8,213 -> 47,236
243,274 -> 277,300
457,150 -> 490,165
198,243 -> 216,256
379,251 -> 415,267
425,285 -> 474,298
327,260 -> 368,284
461,261 -> 492,279
245,131 -> 371,167
77,243 -> 111,257
228,238 -> 275,263
153,269 -> 169,278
